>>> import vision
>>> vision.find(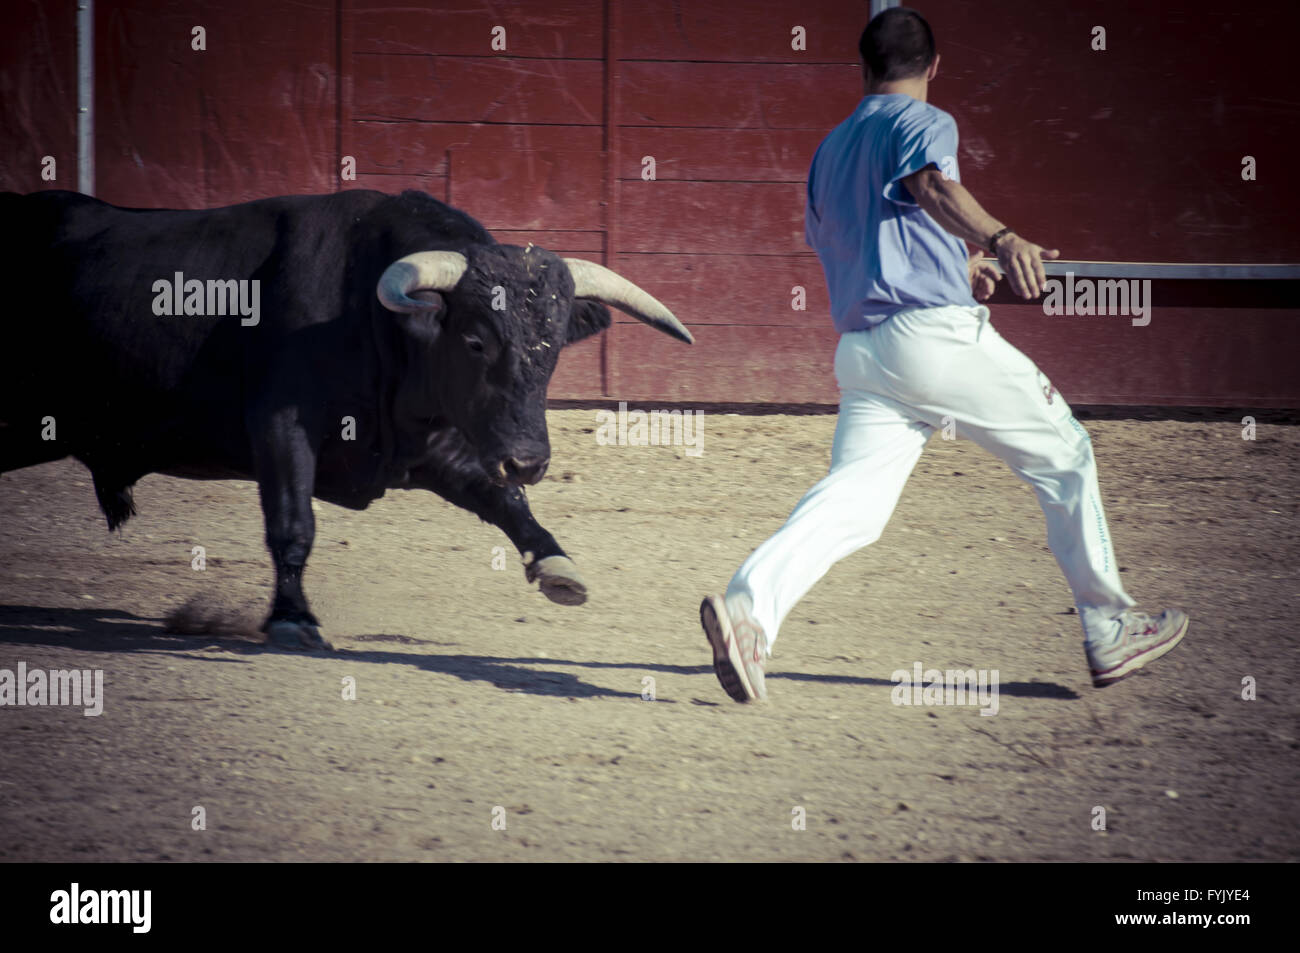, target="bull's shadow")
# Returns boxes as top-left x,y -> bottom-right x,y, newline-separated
0,604 -> 1080,700
0,603 -> 668,699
